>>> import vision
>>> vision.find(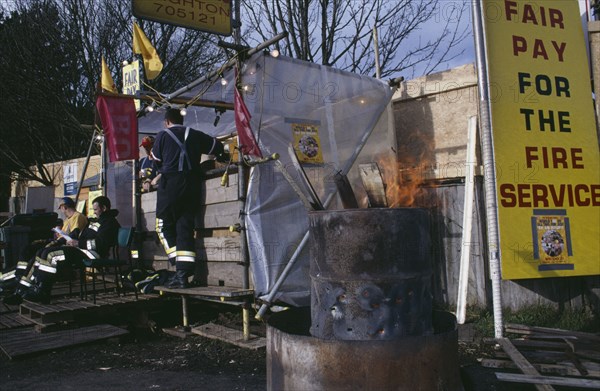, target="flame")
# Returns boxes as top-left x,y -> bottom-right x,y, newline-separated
377,132 -> 435,208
